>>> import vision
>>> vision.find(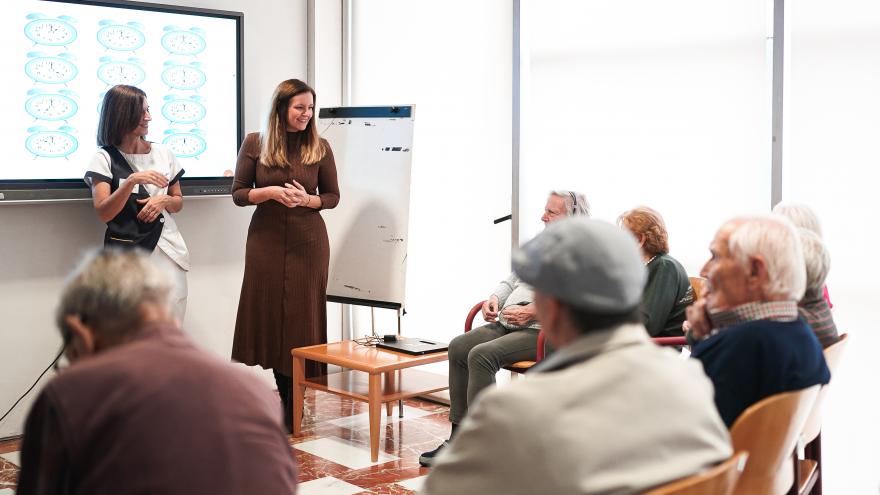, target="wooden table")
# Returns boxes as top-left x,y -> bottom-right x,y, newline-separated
291,341 -> 449,462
